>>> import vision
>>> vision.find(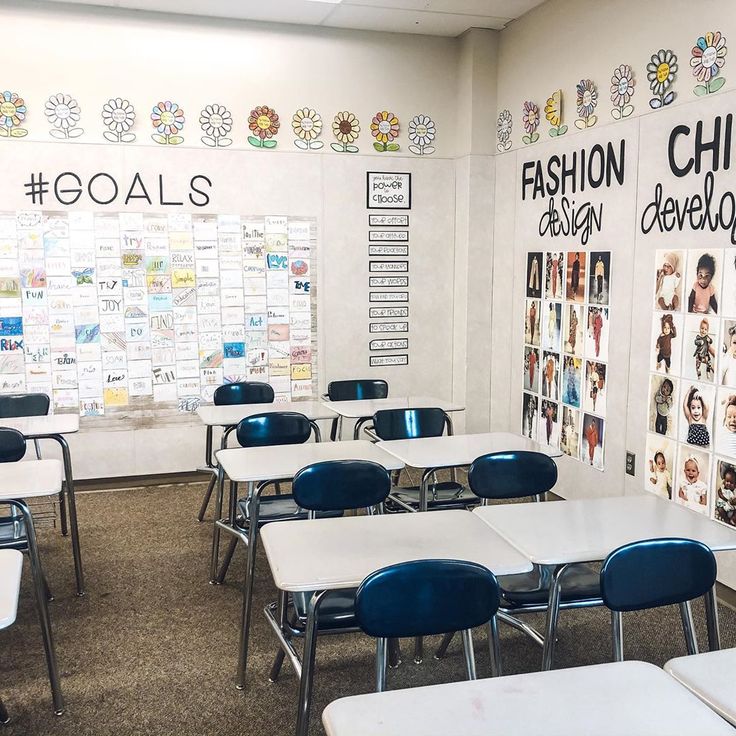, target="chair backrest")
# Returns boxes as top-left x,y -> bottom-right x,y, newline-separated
0,428 -> 27,463
214,382 -> 274,406
372,407 -> 448,441
292,460 -> 391,512
0,393 -> 50,419
355,559 -> 500,638
235,412 -> 312,448
327,379 -> 388,402
601,538 -> 717,612
468,451 -> 558,500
